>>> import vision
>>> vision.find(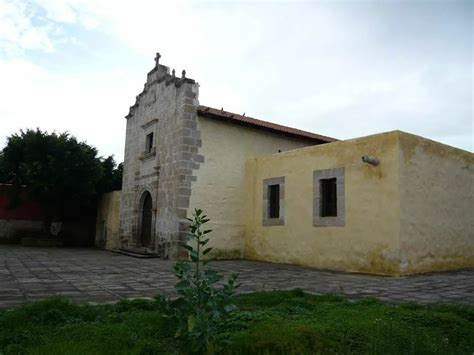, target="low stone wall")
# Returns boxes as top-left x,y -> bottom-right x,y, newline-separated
96,191 -> 121,250
0,219 -> 43,244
